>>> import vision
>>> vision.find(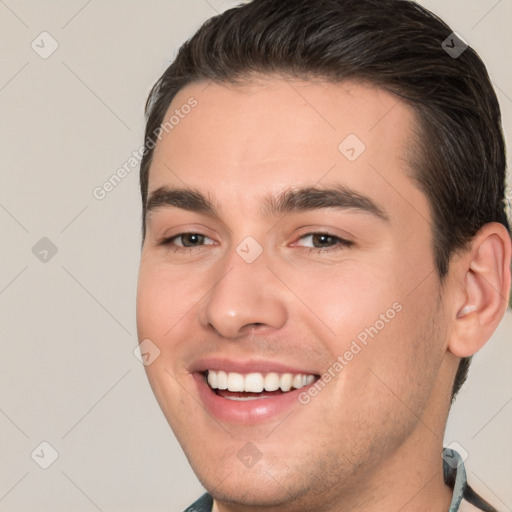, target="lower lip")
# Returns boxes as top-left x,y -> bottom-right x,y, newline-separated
193,373 -> 309,425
